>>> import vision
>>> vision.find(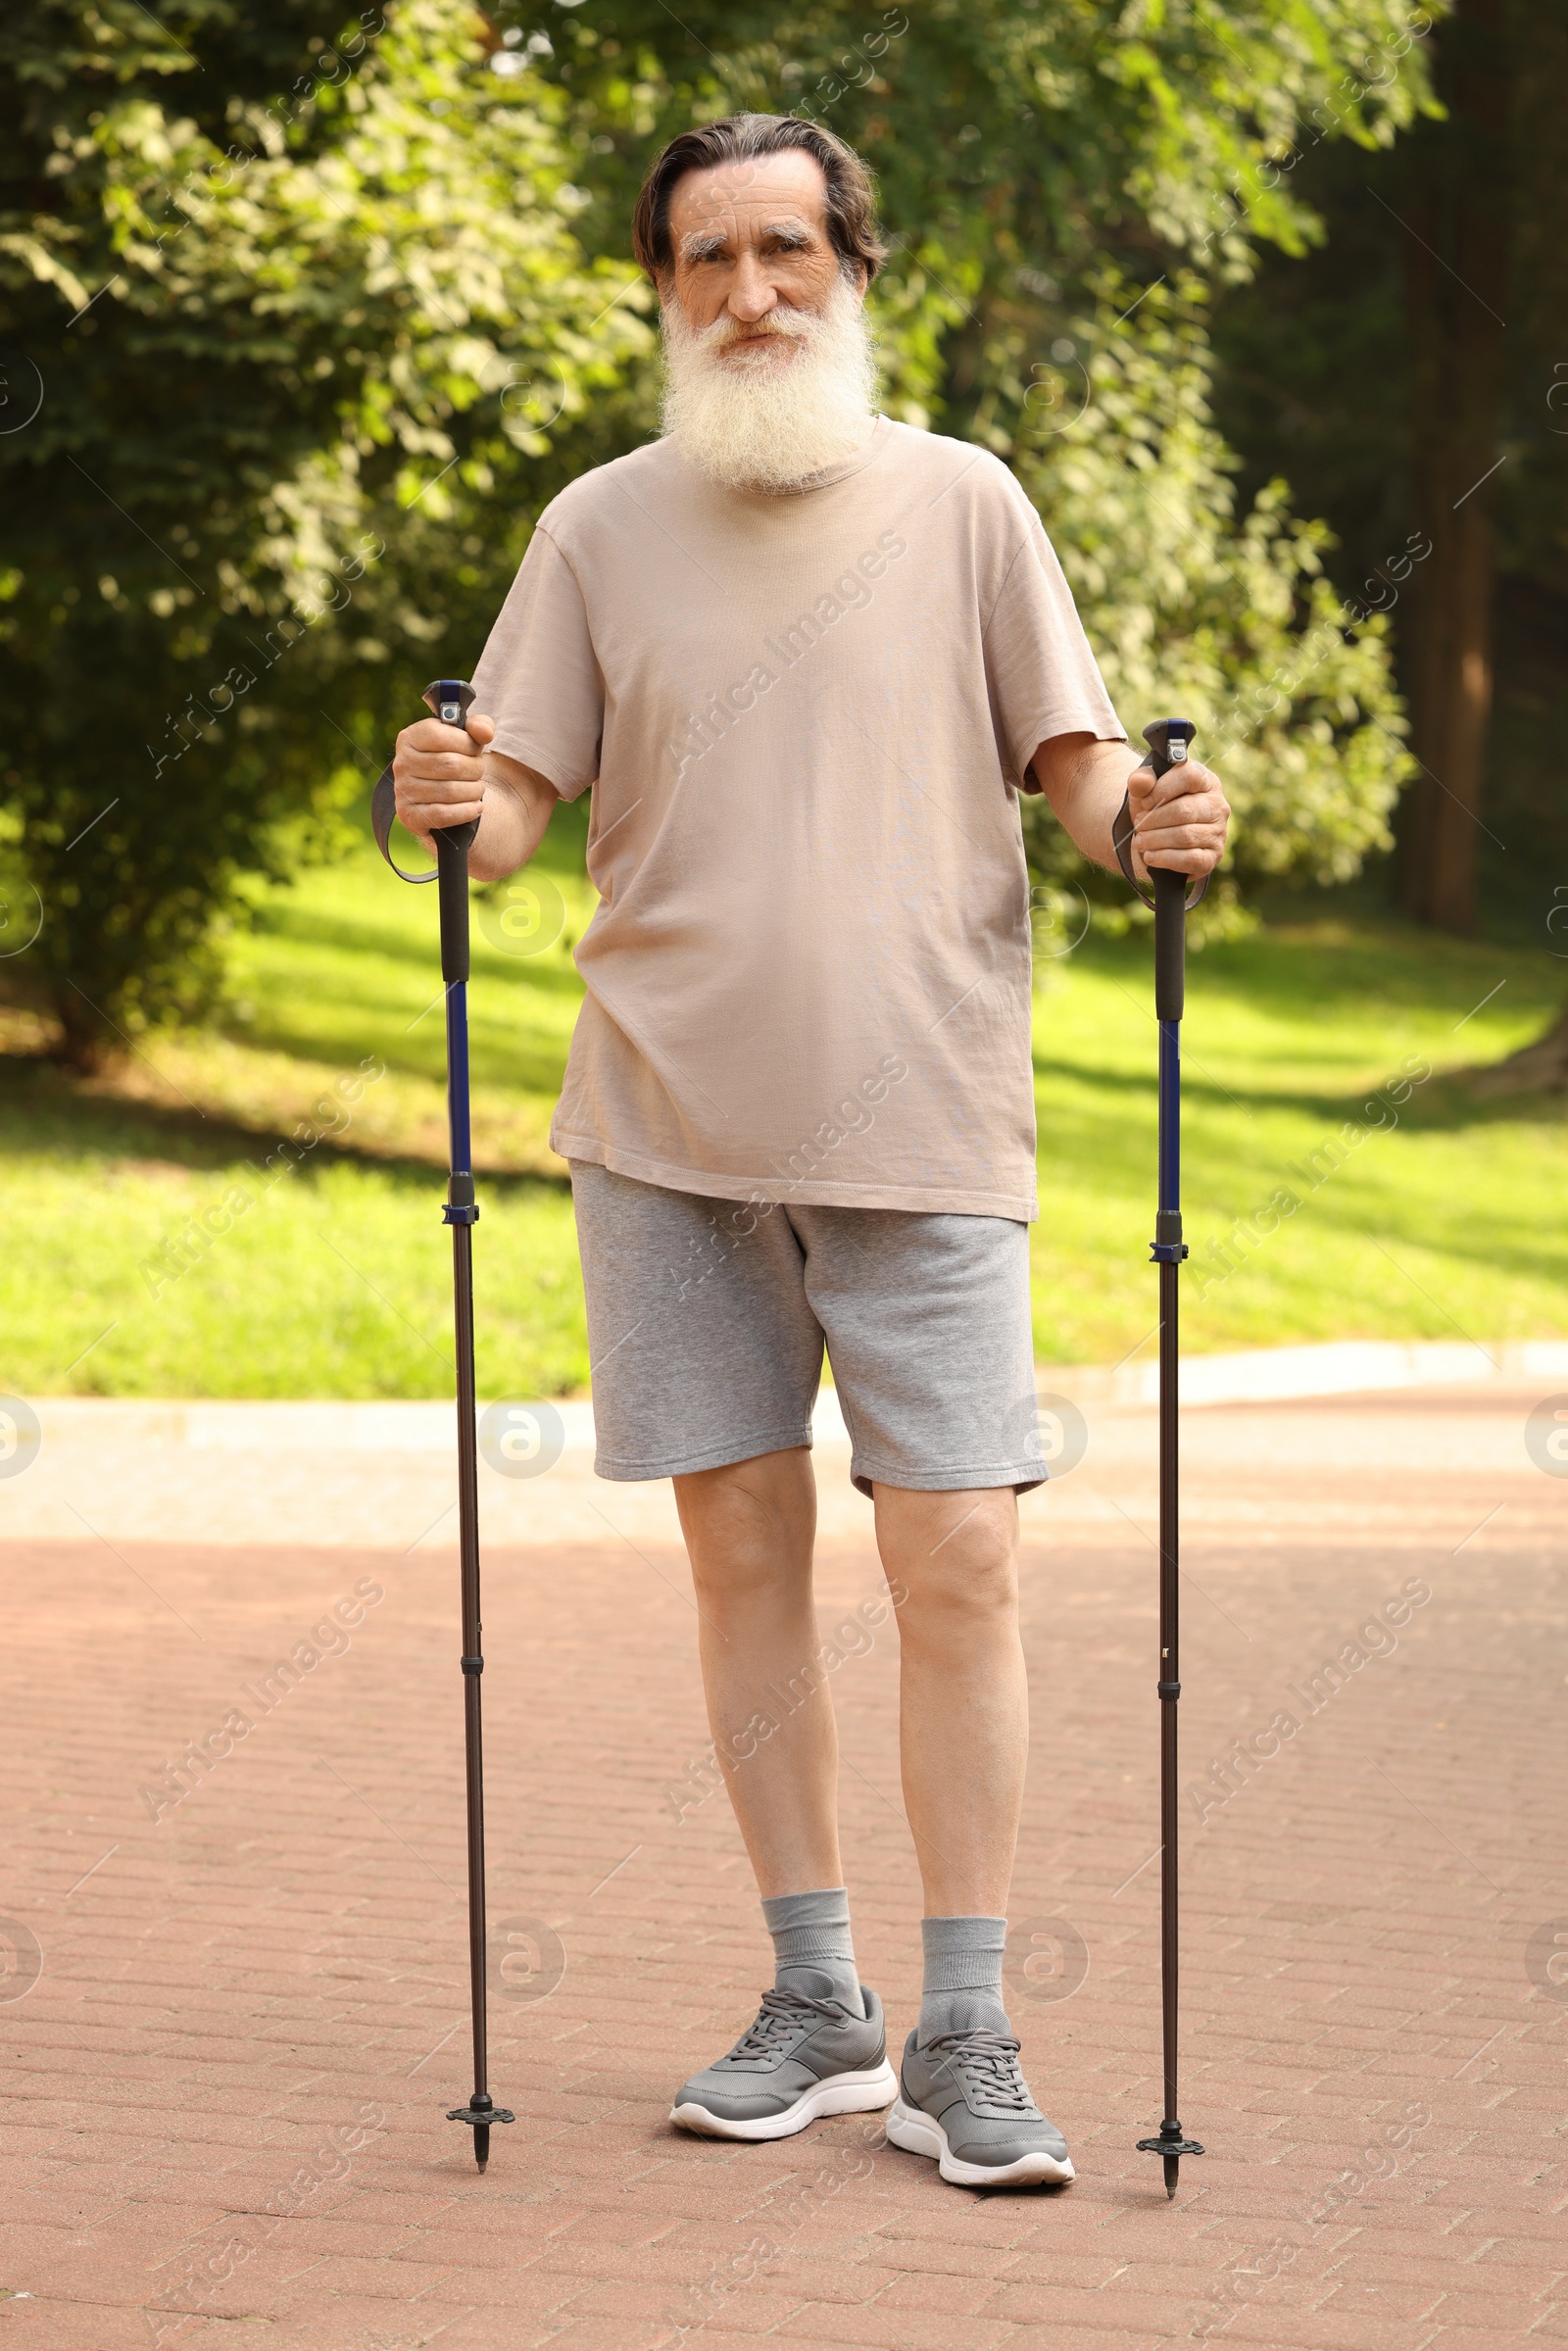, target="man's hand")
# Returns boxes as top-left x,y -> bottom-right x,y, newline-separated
392,708 -> 497,855
1125,751 -> 1230,883
1029,732 -> 1231,888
